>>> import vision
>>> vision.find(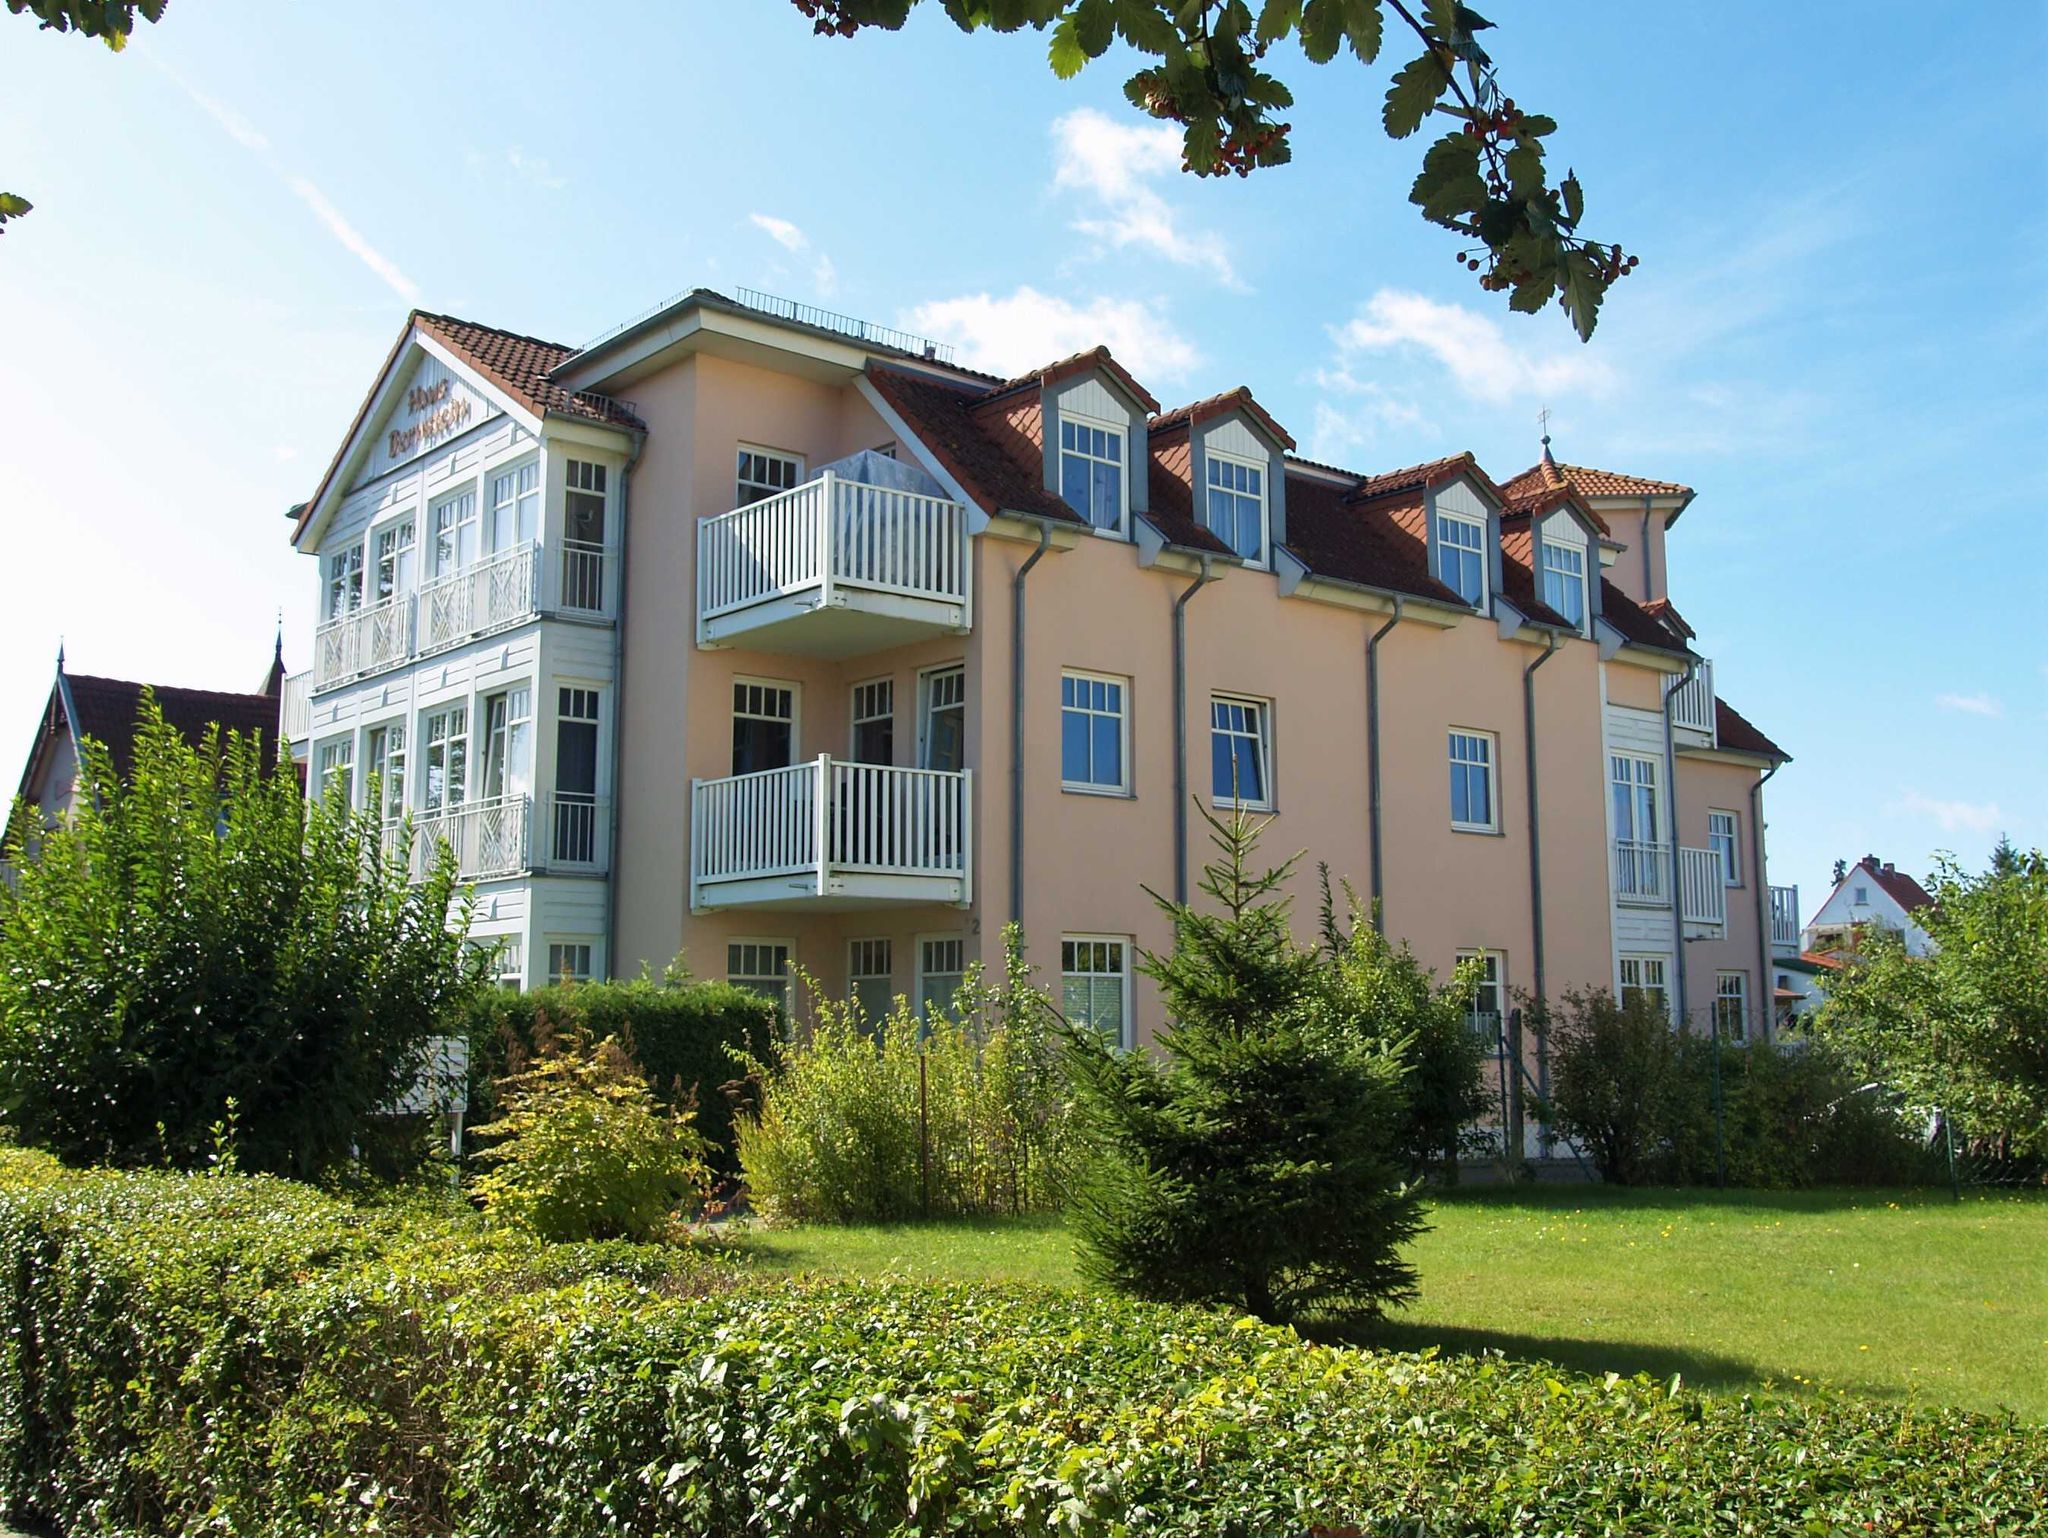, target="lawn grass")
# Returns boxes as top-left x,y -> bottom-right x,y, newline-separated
728,1185 -> 2048,1420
